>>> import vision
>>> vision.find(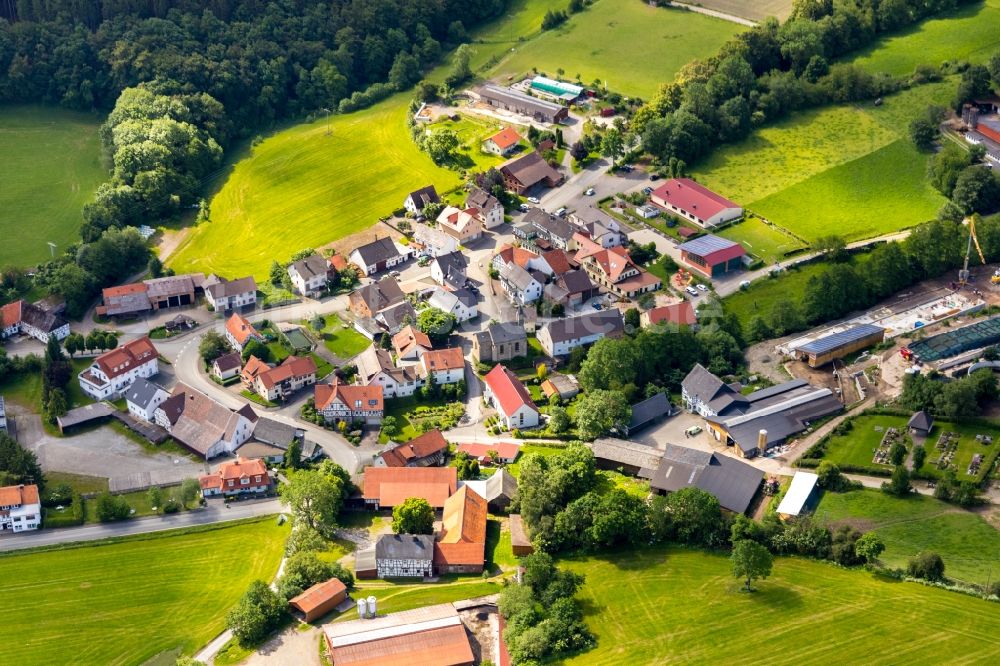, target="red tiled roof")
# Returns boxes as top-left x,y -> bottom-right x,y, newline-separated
456,442 -> 521,462
226,313 -> 261,346
330,623 -> 474,666
483,364 -> 538,418
650,178 -> 739,219
362,467 -> 457,507
241,355 -> 269,383
495,244 -> 538,269
93,336 -> 157,380
288,578 -> 347,615
0,484 -> 40,507
433,541 -> 486,567
586,246 -> 636,283
102,282 -> 148,298
314,380 -> 384,413
254,355 -> 317,389
392,326 -> 432,357
329,254 -> 349,271
439,485 -> 487,545
0,300 -> 22,329
646,302 -> 697,326
541,249 -> 573,275
421,347 -> 465,373
199,457 -> 270,490
488,126 -> 521,150
379,429 -> 448,467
